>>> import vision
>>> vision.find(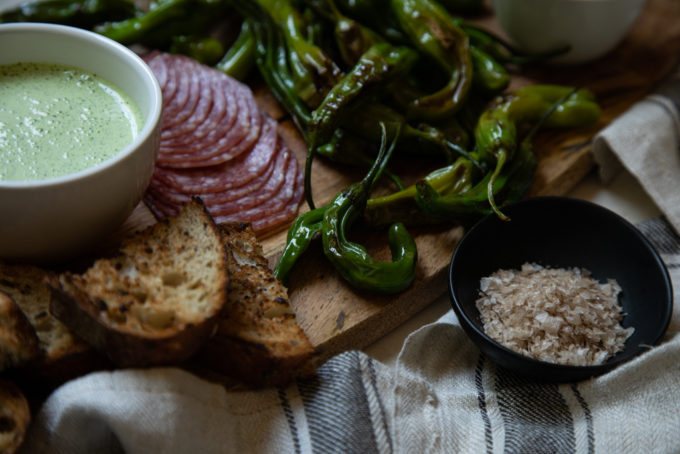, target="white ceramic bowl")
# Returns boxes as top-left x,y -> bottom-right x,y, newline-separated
0,23 -> 161,262
492,0 -> 647,64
